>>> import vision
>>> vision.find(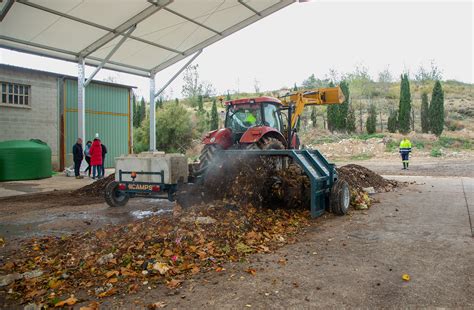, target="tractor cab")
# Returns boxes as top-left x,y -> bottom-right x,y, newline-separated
224,97 -> 284,143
